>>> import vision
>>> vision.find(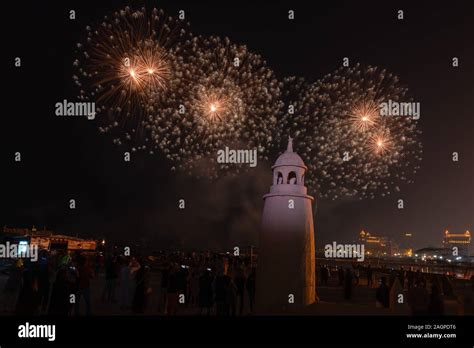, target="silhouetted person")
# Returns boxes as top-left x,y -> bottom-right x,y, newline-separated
414,270 -> 422,286
407,280 -> 429,315
75,256 -> 94,315
376,277 -> 390,308
37,250 -> 51,314
338,267 -> 345,286
166,264 -> 180,315
399,267 -> 405,289
103,255 -> 118,303
177,266 -> 188,306
343,269 -> 353,300
59,252 -> 72,268
234,267 -> 246,315
389,270 -> 396,290
132,262 -> 147,313
441,275 -> 455,298
48,269 -> 71,316
188,270 -> 200,308
66,261 -> 79,315
158,264 -> 170,314
354,266 -> 360,286
460,275 -> 474,315
246,268 -> 256,314
214,271 -> 228,316
95,253 -> 103,274
2,260 -> 23,313
428,282 -> 444,315
118,257 -> 132,310
226,277 -> 238,316
199,269 -> 214,315
407,271 -> 414,289
367,265 -> 373,287
320,265 -> 329,286
15,269 -> 41,315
